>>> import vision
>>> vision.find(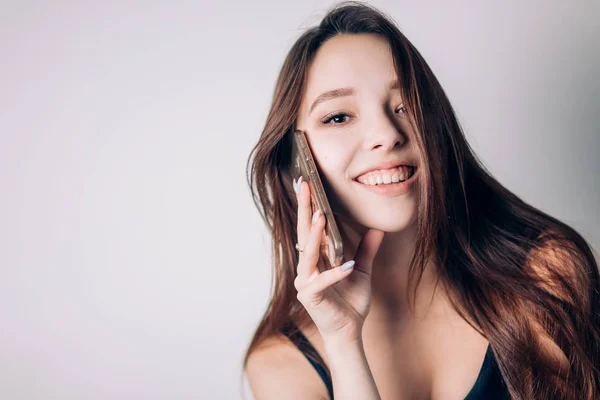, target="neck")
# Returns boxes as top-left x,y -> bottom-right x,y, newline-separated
336,214 -> 444,321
